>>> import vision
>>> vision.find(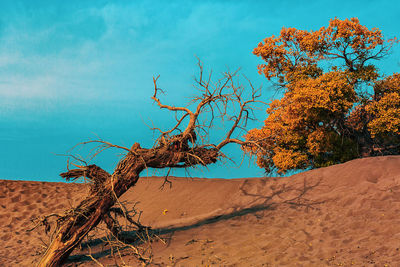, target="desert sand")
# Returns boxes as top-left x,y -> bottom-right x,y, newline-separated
1,156 -> 400,266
